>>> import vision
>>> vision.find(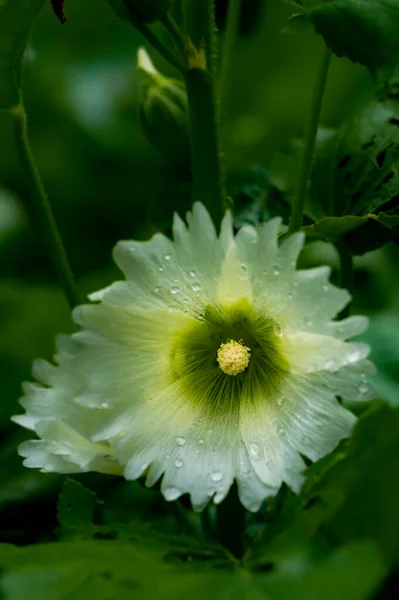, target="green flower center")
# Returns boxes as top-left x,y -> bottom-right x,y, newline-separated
170,299 -> 289,411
